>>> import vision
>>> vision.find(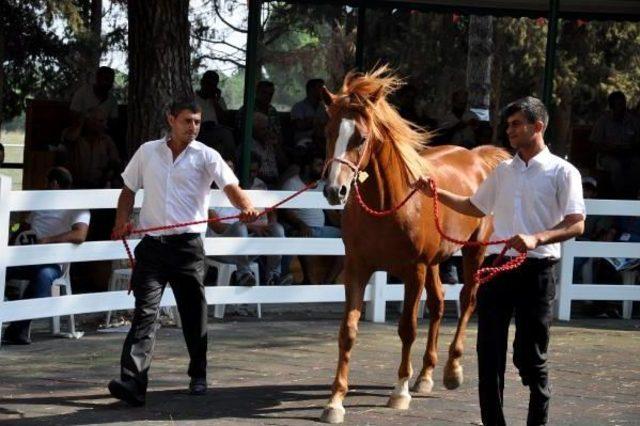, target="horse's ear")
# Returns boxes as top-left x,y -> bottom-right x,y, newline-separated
321,86 -> 336,106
